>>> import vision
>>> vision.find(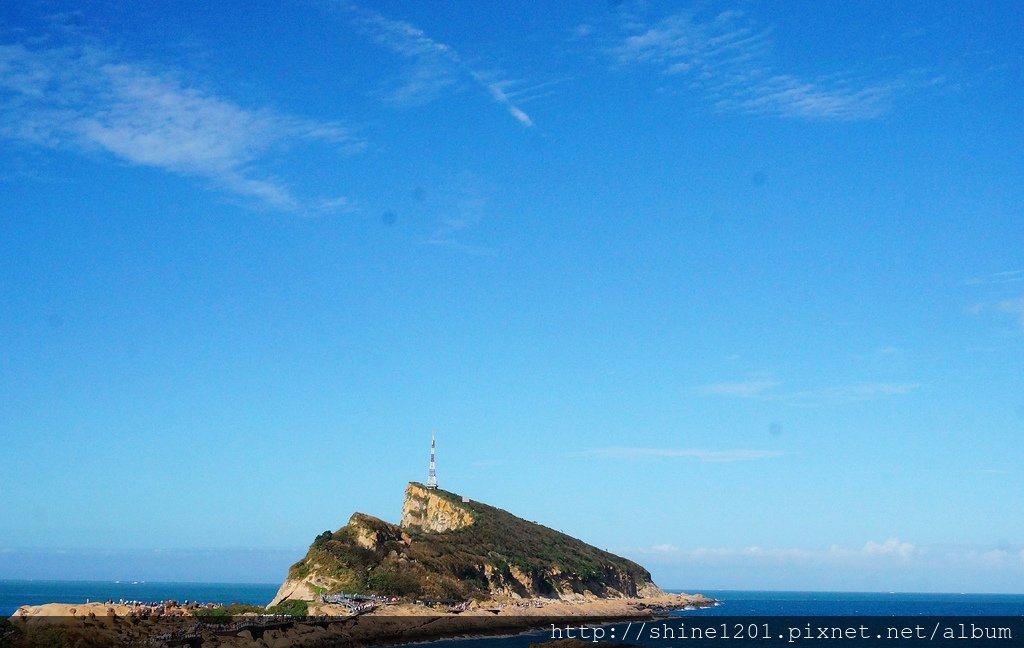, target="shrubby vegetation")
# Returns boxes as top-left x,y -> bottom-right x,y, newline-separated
266,599 -> 308,616
0,620 -> 111,648
311,530 -> 334,550
192,603 -> 265,619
